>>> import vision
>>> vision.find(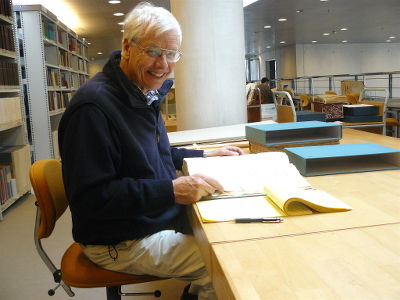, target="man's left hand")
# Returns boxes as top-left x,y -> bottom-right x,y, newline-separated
205,146 -> 244,157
